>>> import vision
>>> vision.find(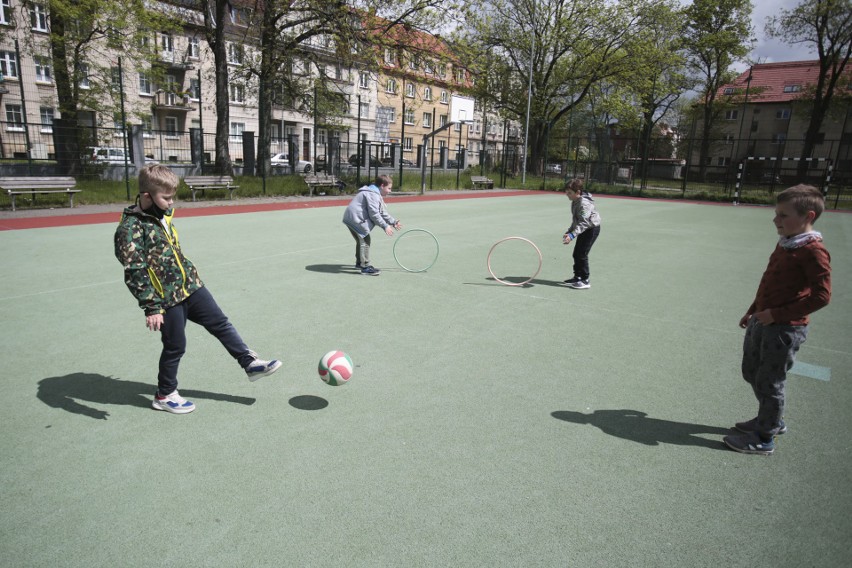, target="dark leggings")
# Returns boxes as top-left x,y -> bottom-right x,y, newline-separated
157,286 -> 251,396
572,225 -> 601,280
